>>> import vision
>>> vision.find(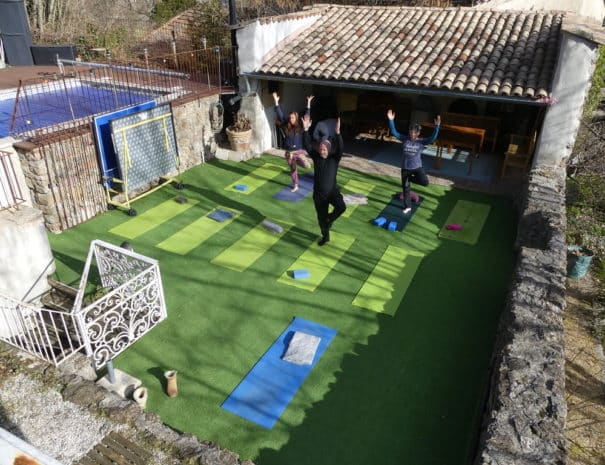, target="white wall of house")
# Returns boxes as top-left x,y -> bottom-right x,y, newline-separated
532,32 -> 599,168
0,206 -> 54,304
237,15 -> 320,154
477,0 -> 605,22
237,15 -> 321,74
